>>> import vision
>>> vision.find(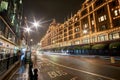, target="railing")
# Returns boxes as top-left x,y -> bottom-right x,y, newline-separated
0,54 -> 19,75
